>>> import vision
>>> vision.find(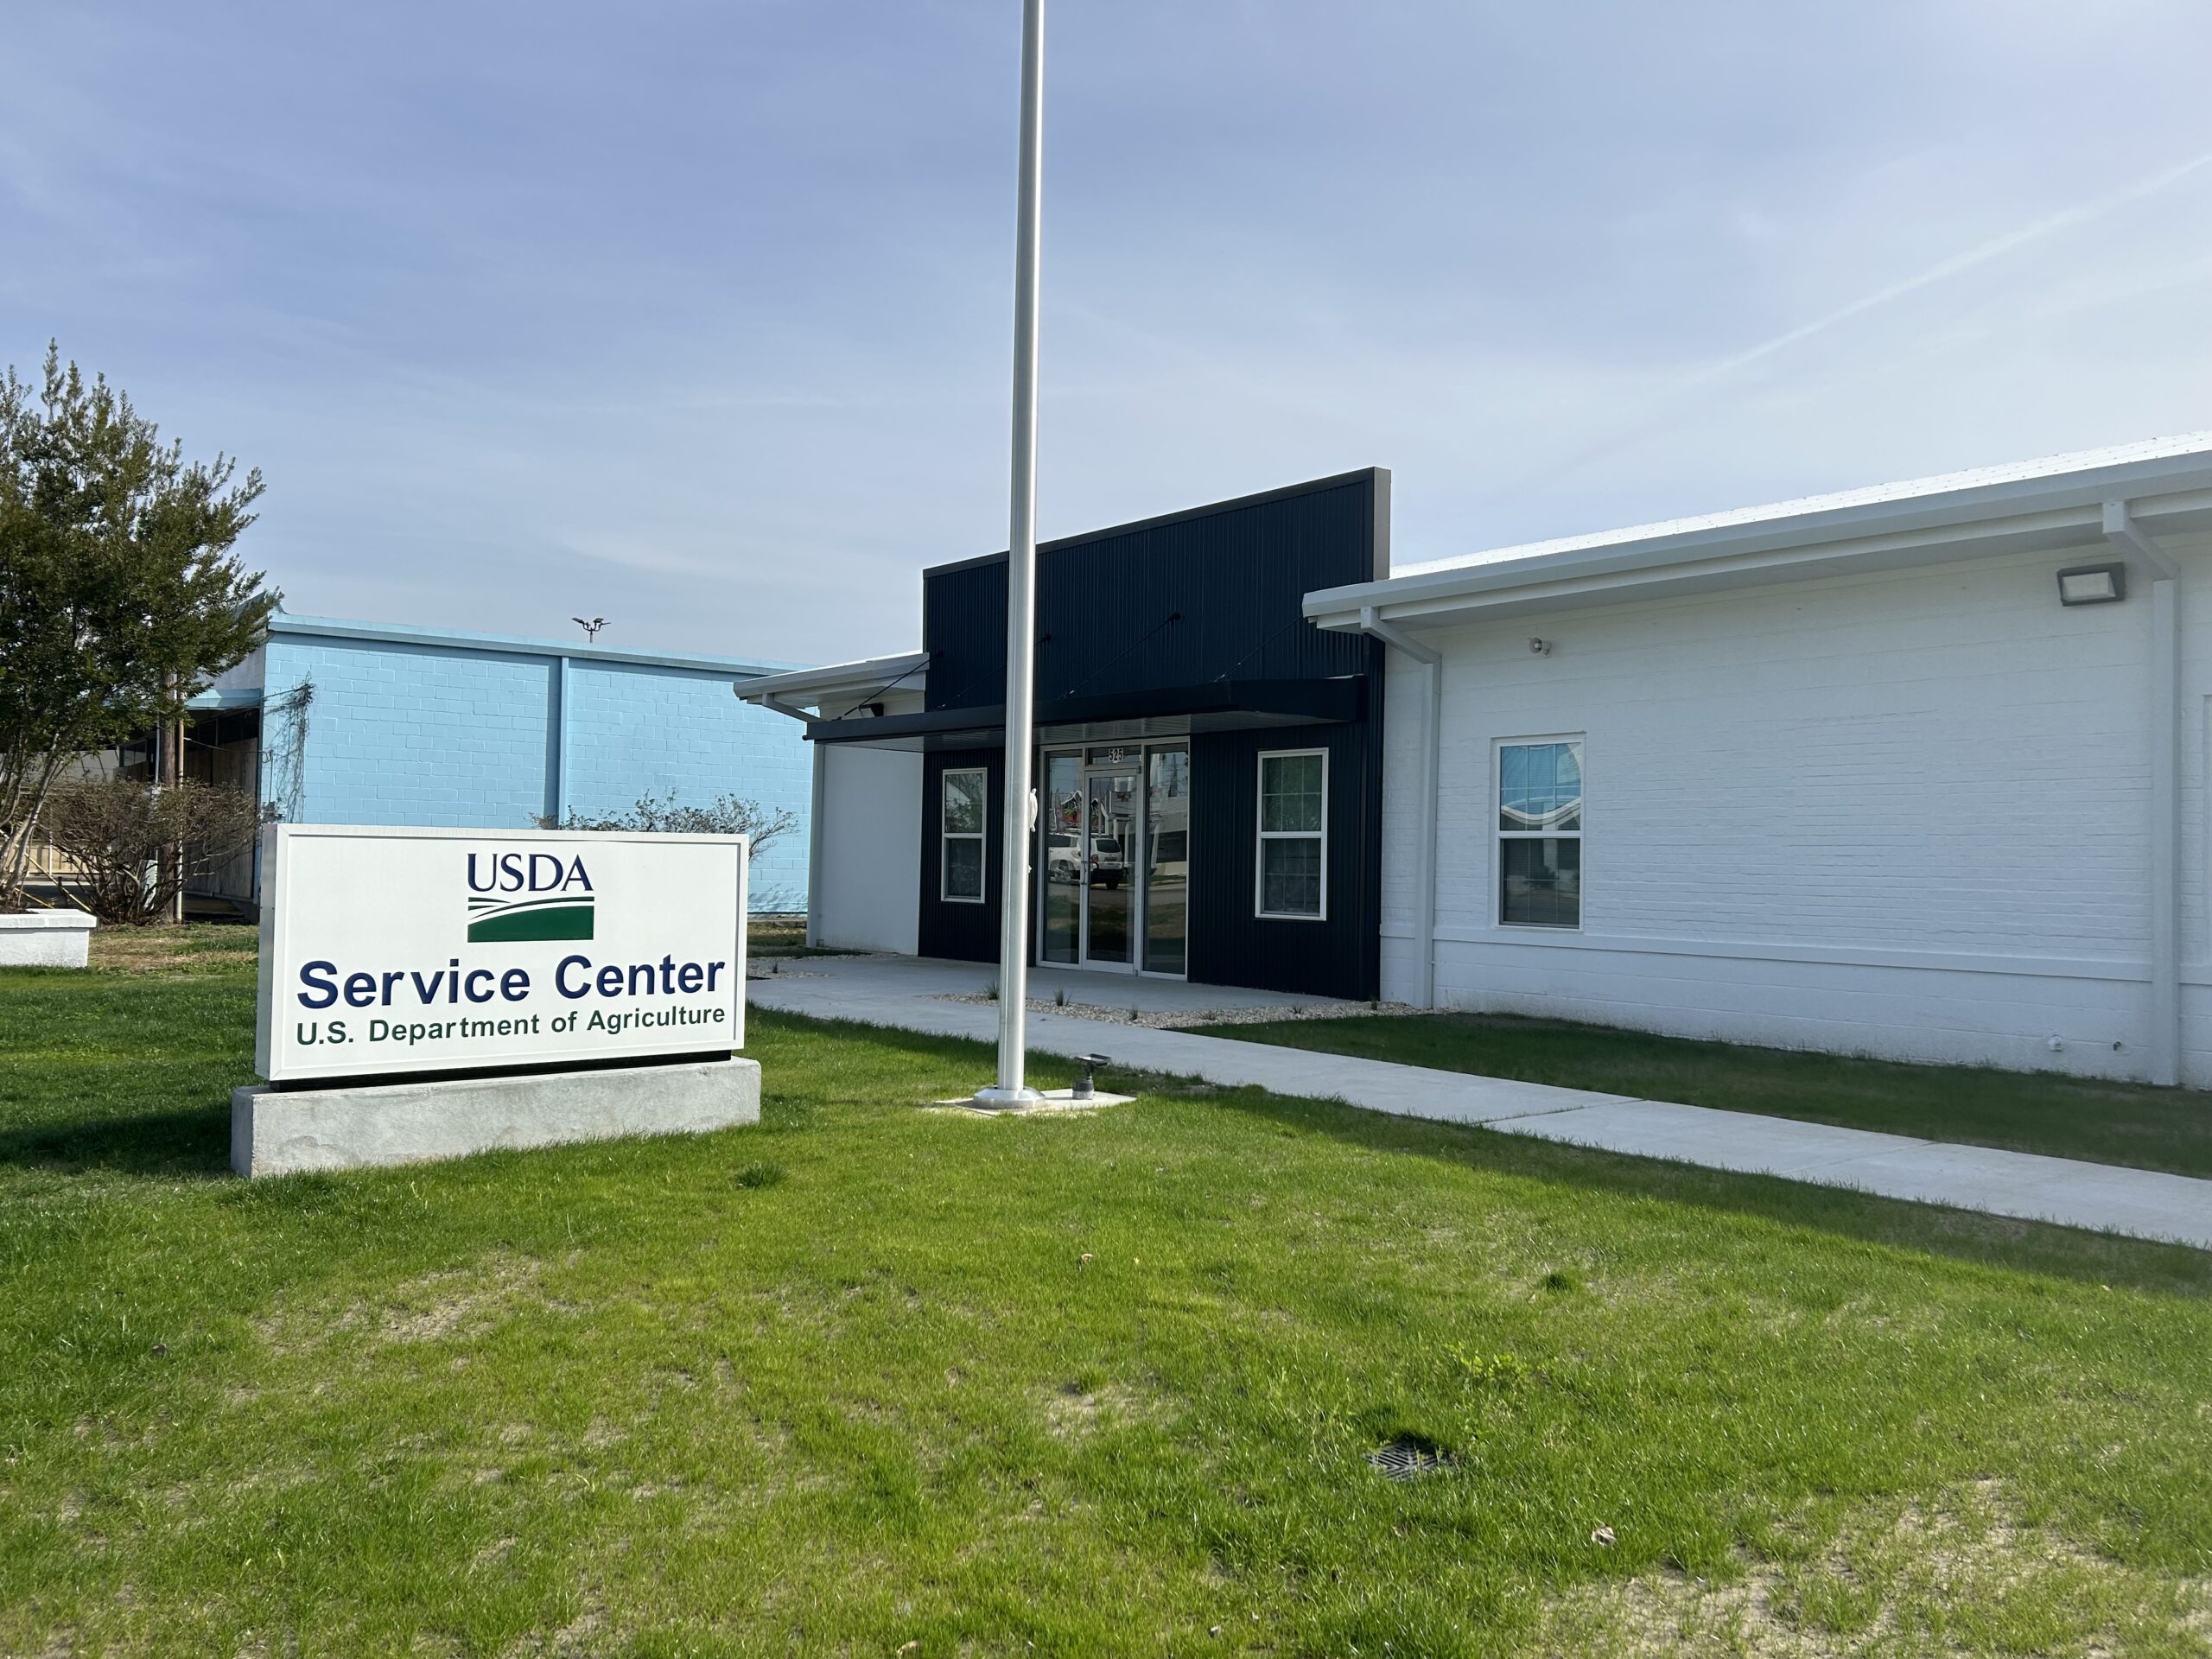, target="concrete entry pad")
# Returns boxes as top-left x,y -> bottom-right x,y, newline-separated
232,1057 -> 760,1177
